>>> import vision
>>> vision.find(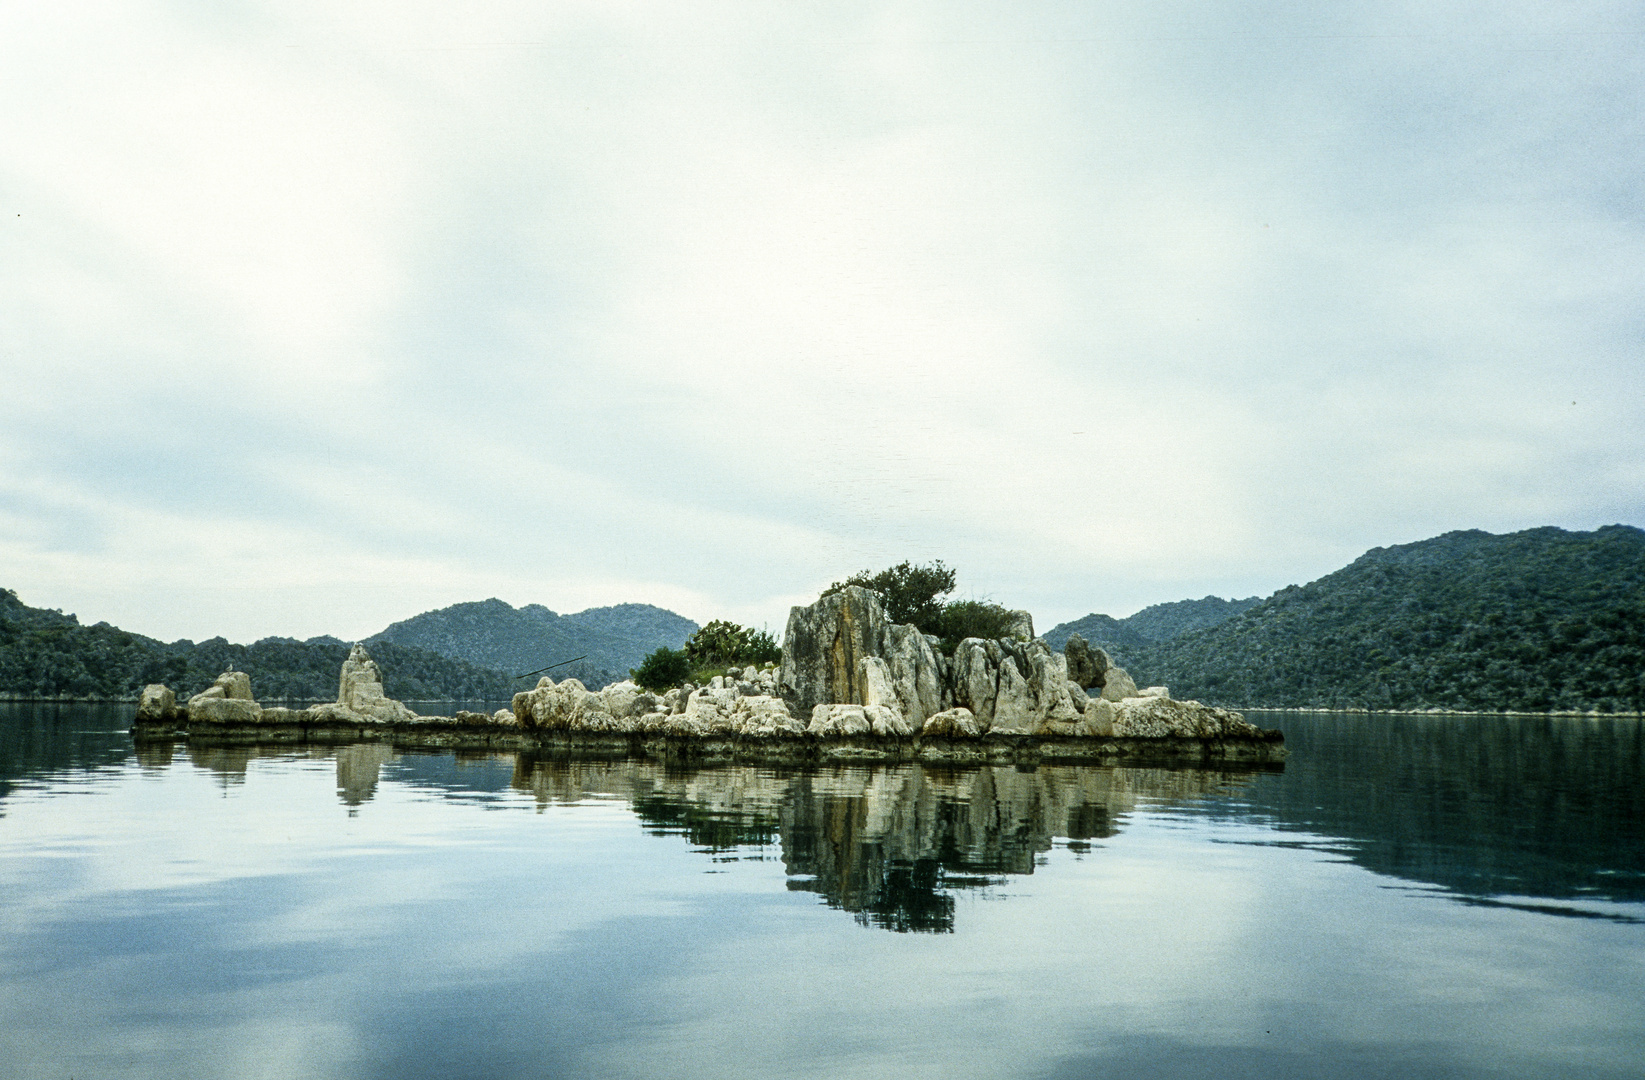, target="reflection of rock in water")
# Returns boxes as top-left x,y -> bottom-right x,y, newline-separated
510,756 -> 1262,933
336,743 -> 396,807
